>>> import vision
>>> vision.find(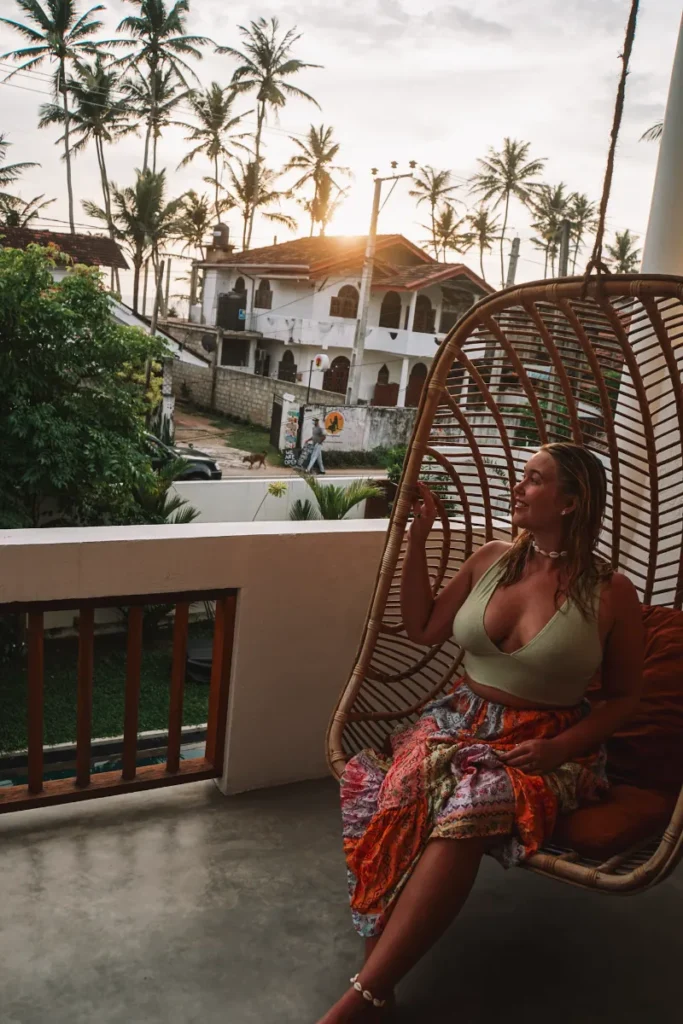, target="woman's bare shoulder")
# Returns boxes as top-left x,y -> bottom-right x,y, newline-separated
467,540 -> 512,582
601,571 -> 642,621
